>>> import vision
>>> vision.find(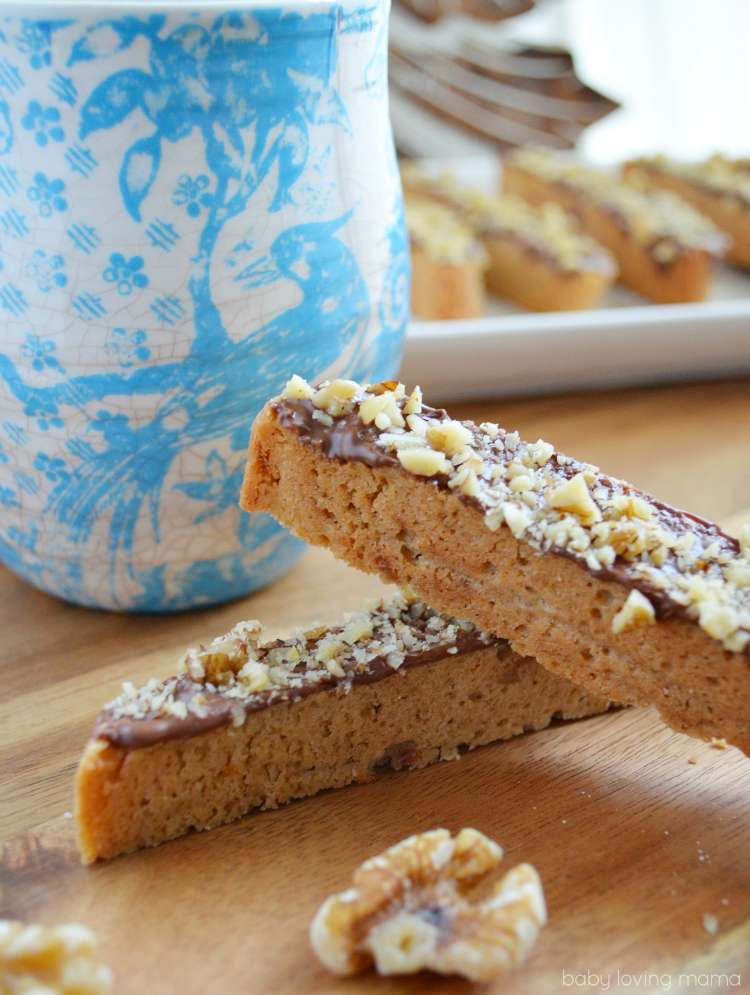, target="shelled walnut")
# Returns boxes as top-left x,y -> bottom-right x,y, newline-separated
0,919 -> 112,995
309,828 -> 546,982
